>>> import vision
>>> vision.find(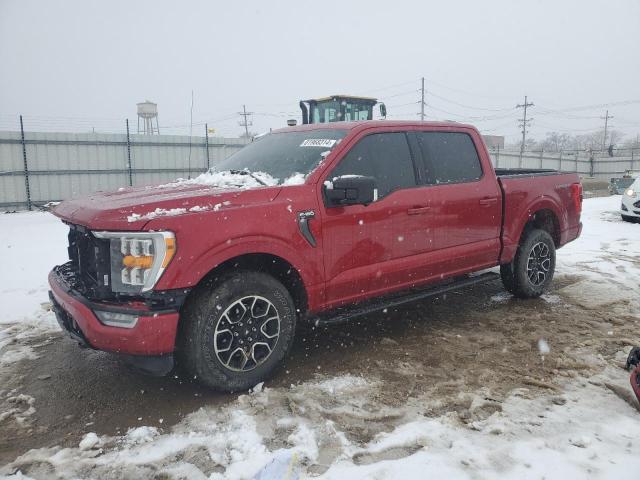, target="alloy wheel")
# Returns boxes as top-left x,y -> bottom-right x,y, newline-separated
526,241 -> 551,286
213,295 -> 281,372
